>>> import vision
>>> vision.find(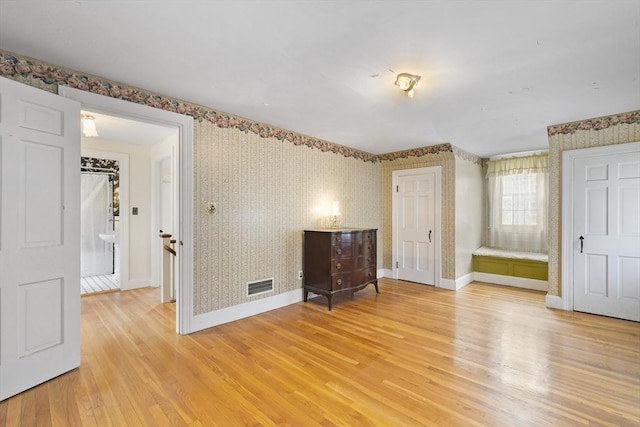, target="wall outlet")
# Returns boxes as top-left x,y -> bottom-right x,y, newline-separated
298,270 -> 303,280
